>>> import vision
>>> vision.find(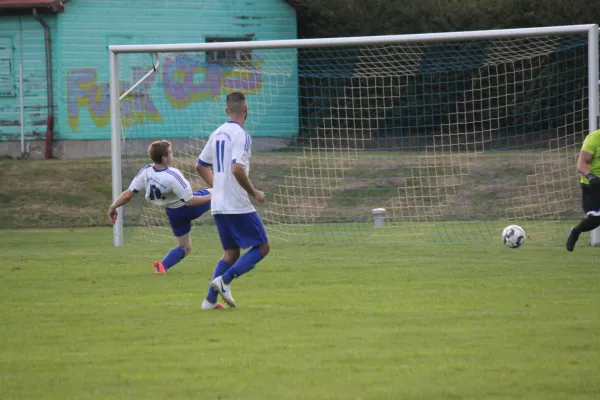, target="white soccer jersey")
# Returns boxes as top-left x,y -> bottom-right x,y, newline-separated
197,121 -> 254,214
128,165 -> 193,209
